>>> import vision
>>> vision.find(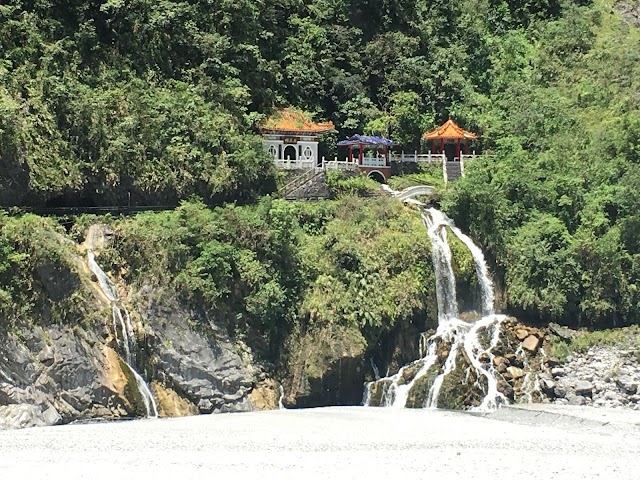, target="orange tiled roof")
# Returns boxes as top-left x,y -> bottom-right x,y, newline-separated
260,108 -> 335,134
423,119 -> 477,140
